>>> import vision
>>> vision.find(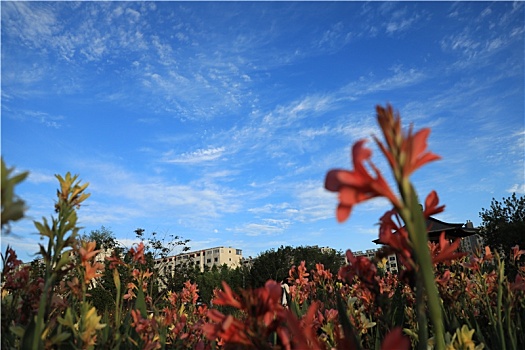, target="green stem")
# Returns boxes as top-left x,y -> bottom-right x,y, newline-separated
401,186 -> 445,350
497,259 -> 506,350
416,271 -> 428,350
